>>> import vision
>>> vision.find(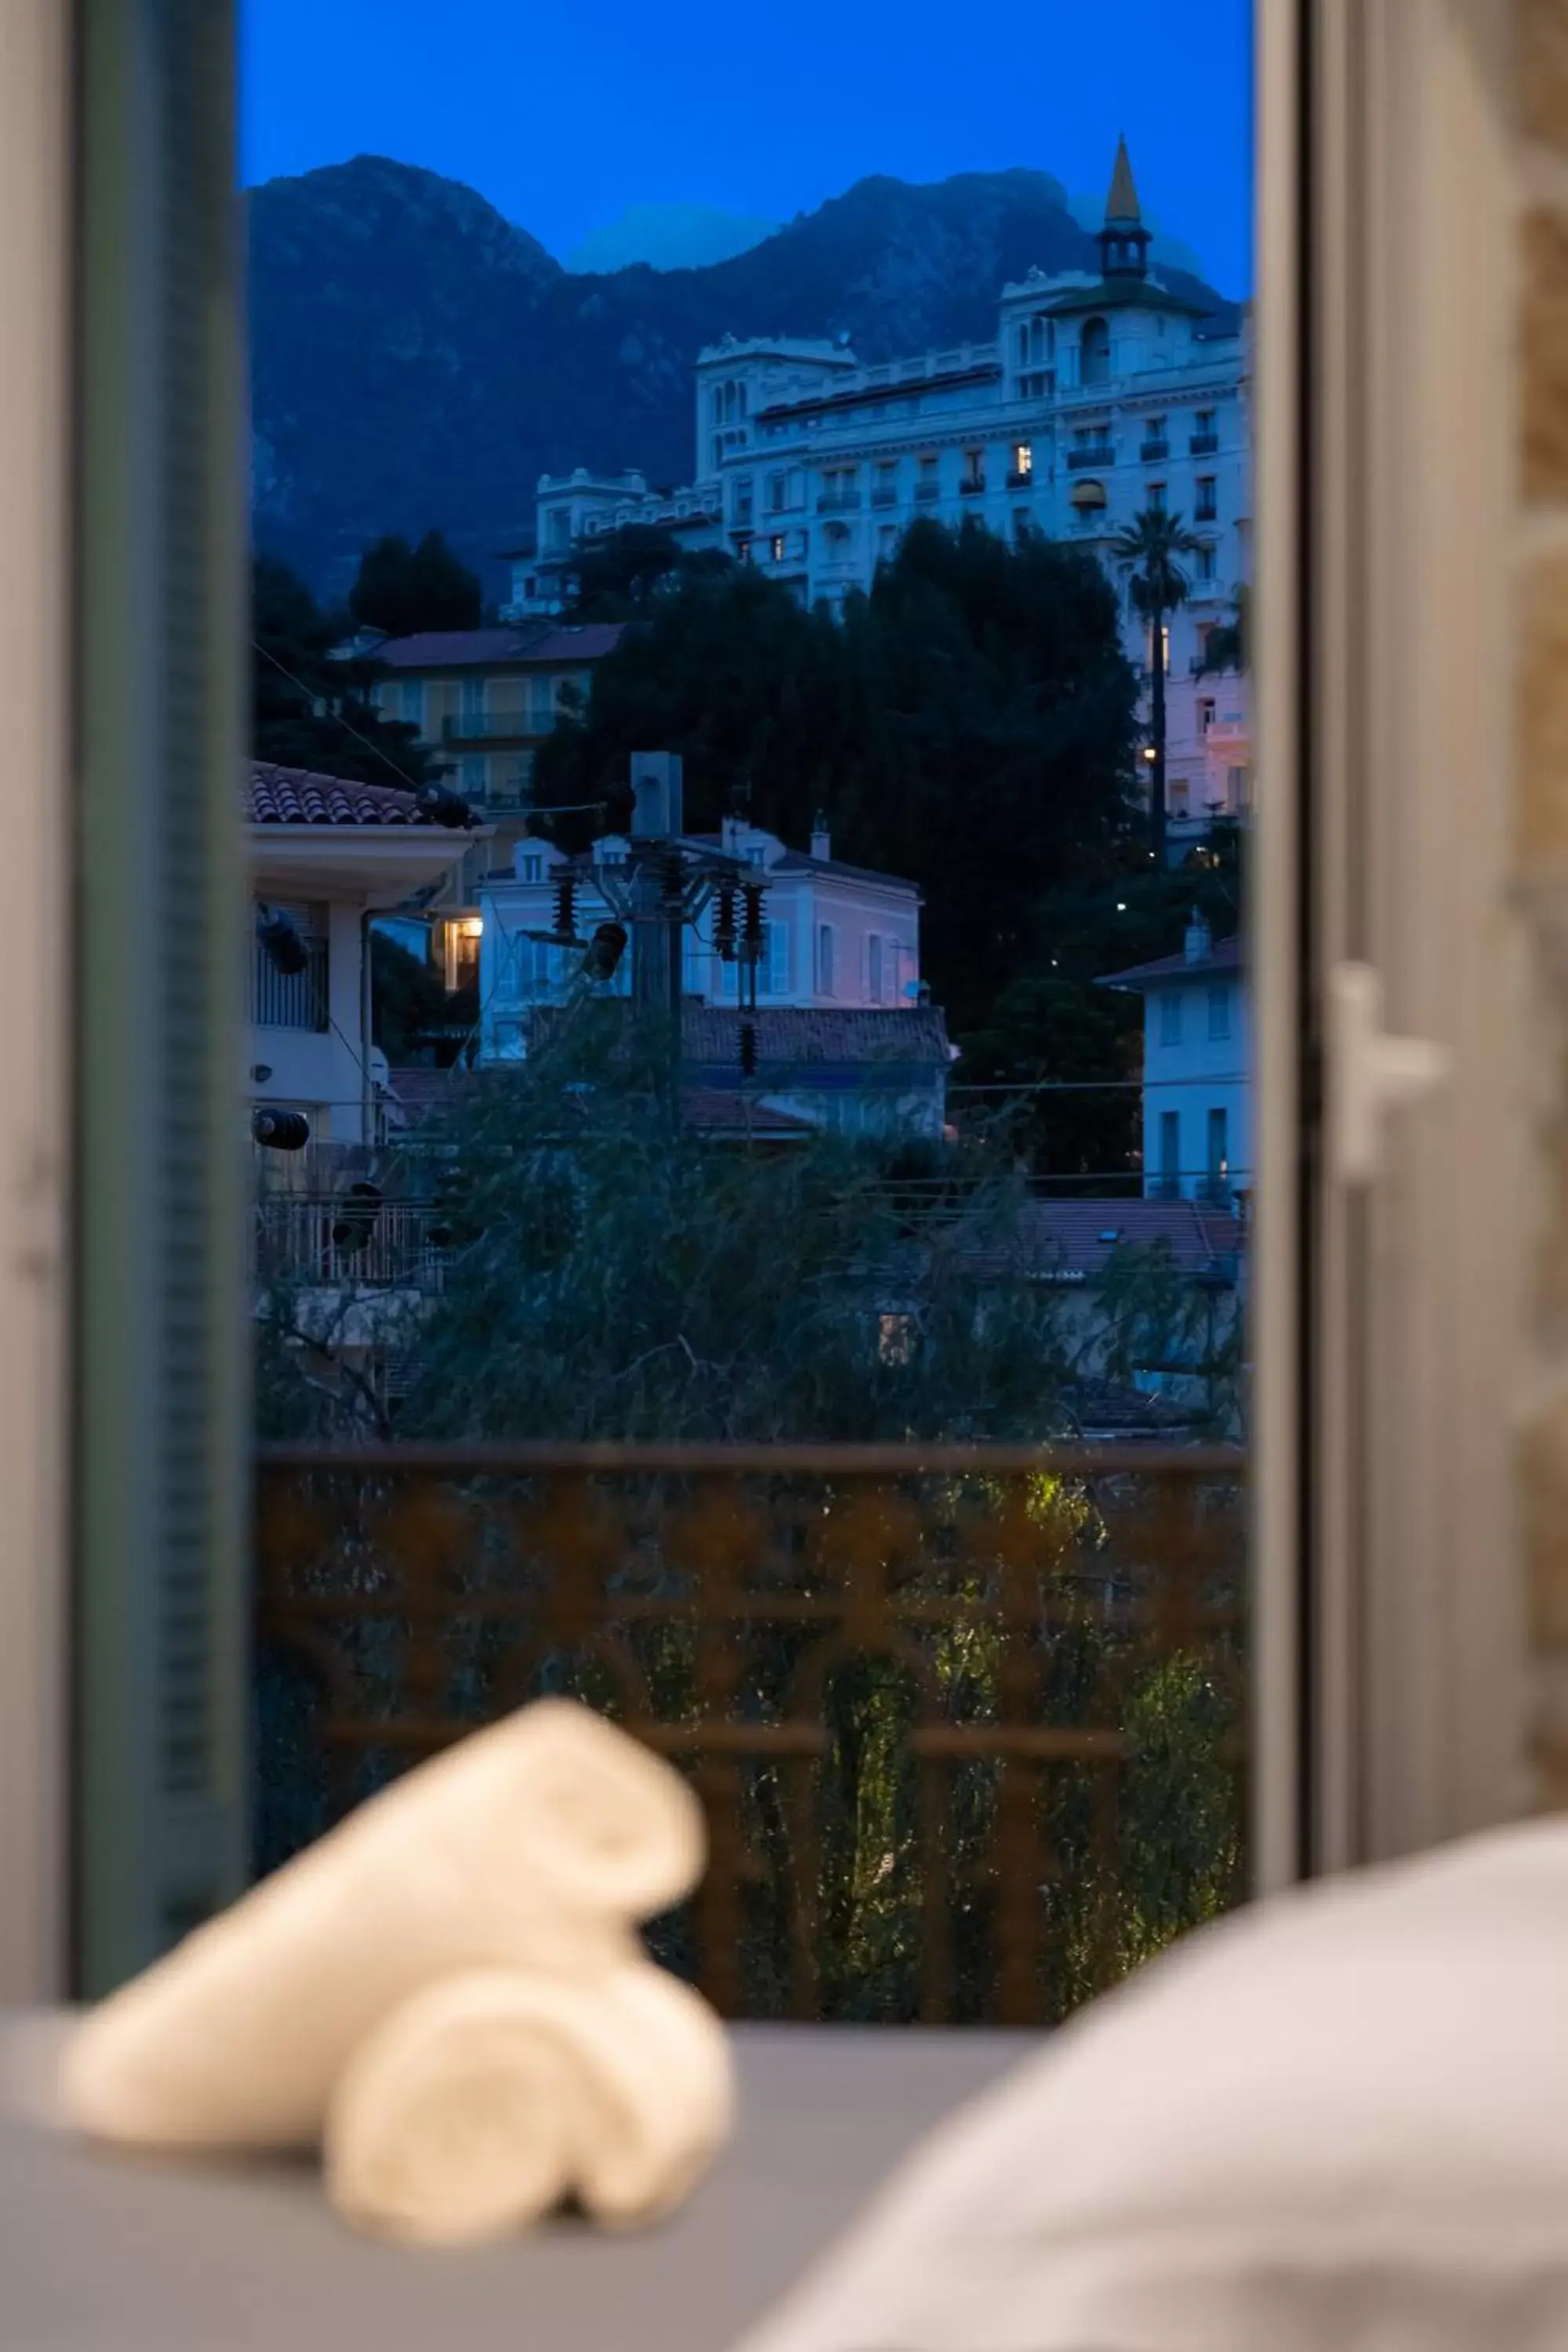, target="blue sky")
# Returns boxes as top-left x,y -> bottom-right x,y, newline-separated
241,0 -> 1253,296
